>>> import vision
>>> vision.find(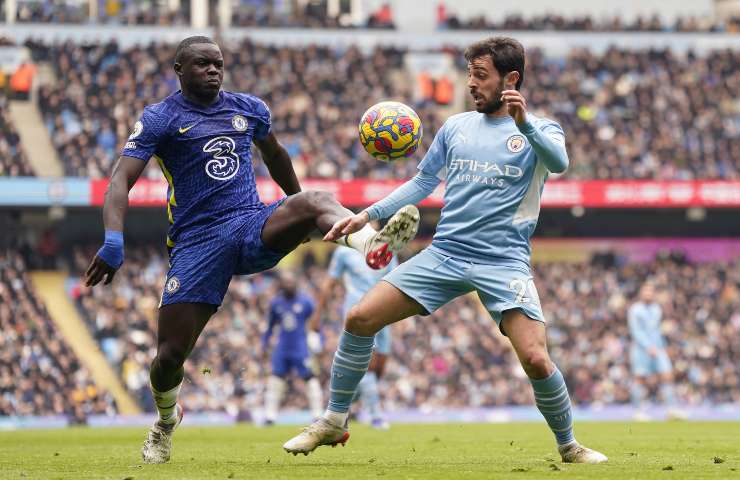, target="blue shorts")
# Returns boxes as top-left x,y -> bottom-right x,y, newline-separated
161,200 -> 286,307
630,347 -> 672,377
272,353 -> 313,379
383,247 -> 545,332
